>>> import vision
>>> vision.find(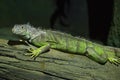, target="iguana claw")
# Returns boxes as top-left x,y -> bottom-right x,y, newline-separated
25,47 -> 42,59
108,57 -> 120,65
